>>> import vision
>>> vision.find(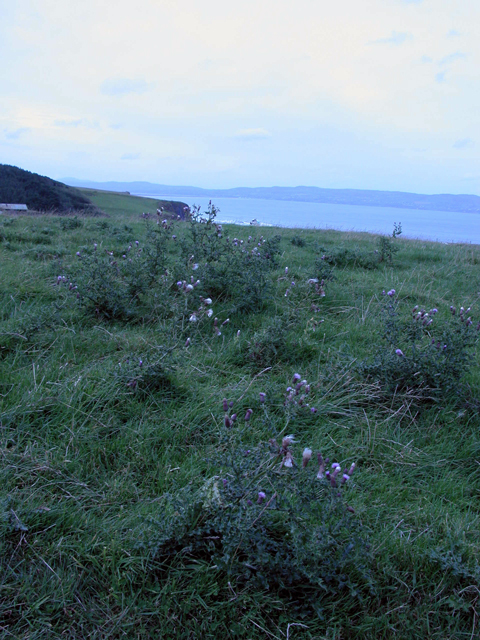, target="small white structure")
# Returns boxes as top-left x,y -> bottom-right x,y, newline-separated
0,204 -> 28,212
